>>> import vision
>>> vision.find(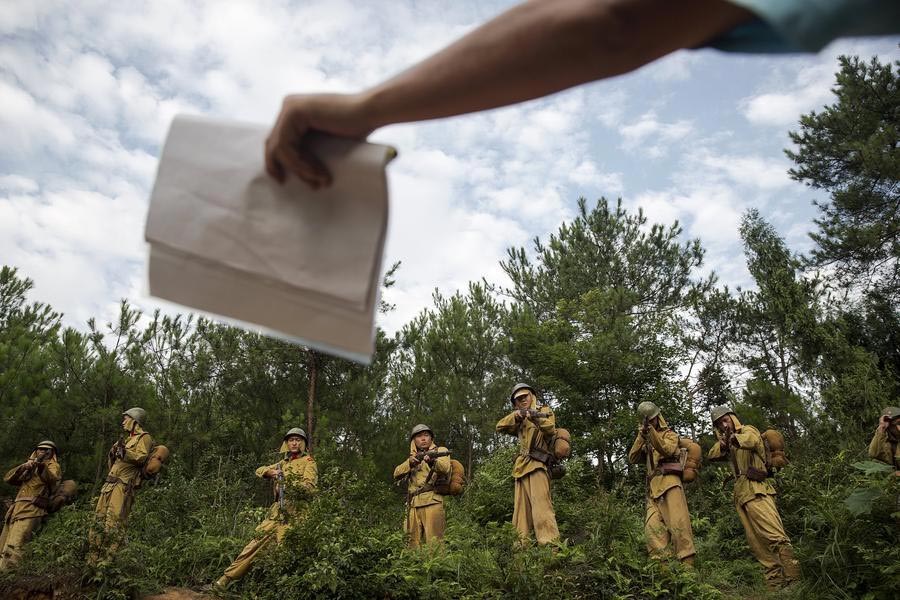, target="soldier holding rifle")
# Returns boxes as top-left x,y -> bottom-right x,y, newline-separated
393,423 -> 451,547
496,383 -> 560,545
0,441 -> 61,571
213,427 -> 317,590
627,401 -> 695,566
